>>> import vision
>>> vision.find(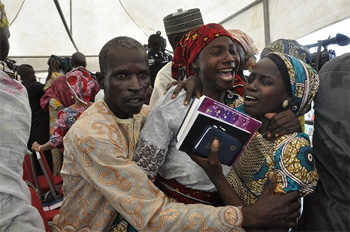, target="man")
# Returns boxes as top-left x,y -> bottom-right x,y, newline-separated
17,64 -> 52,173
298,53 -> 350,231
149,8 -> 204,107
0,1 -> 45,230
70,51 -> 87,68
147,32 -> 172,88
53,36 -> 300,231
